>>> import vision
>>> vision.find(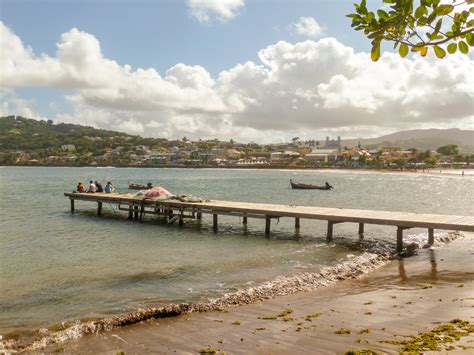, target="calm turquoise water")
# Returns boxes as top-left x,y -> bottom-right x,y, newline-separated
0,167 -> 472,335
